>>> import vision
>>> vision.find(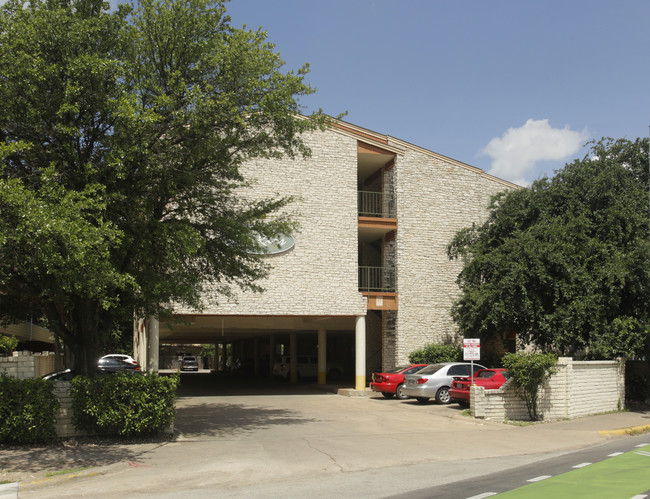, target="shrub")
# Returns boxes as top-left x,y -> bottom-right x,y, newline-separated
71,373 -> 179,437
408,343 -> 462,364
0,373 -> 59,444
502,352 -> 557,421
0,335 -> 18,356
